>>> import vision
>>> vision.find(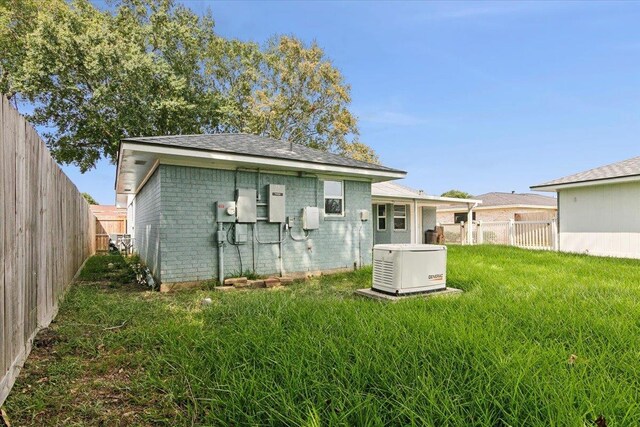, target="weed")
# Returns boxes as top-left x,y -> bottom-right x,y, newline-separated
5,246 -> 640,426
